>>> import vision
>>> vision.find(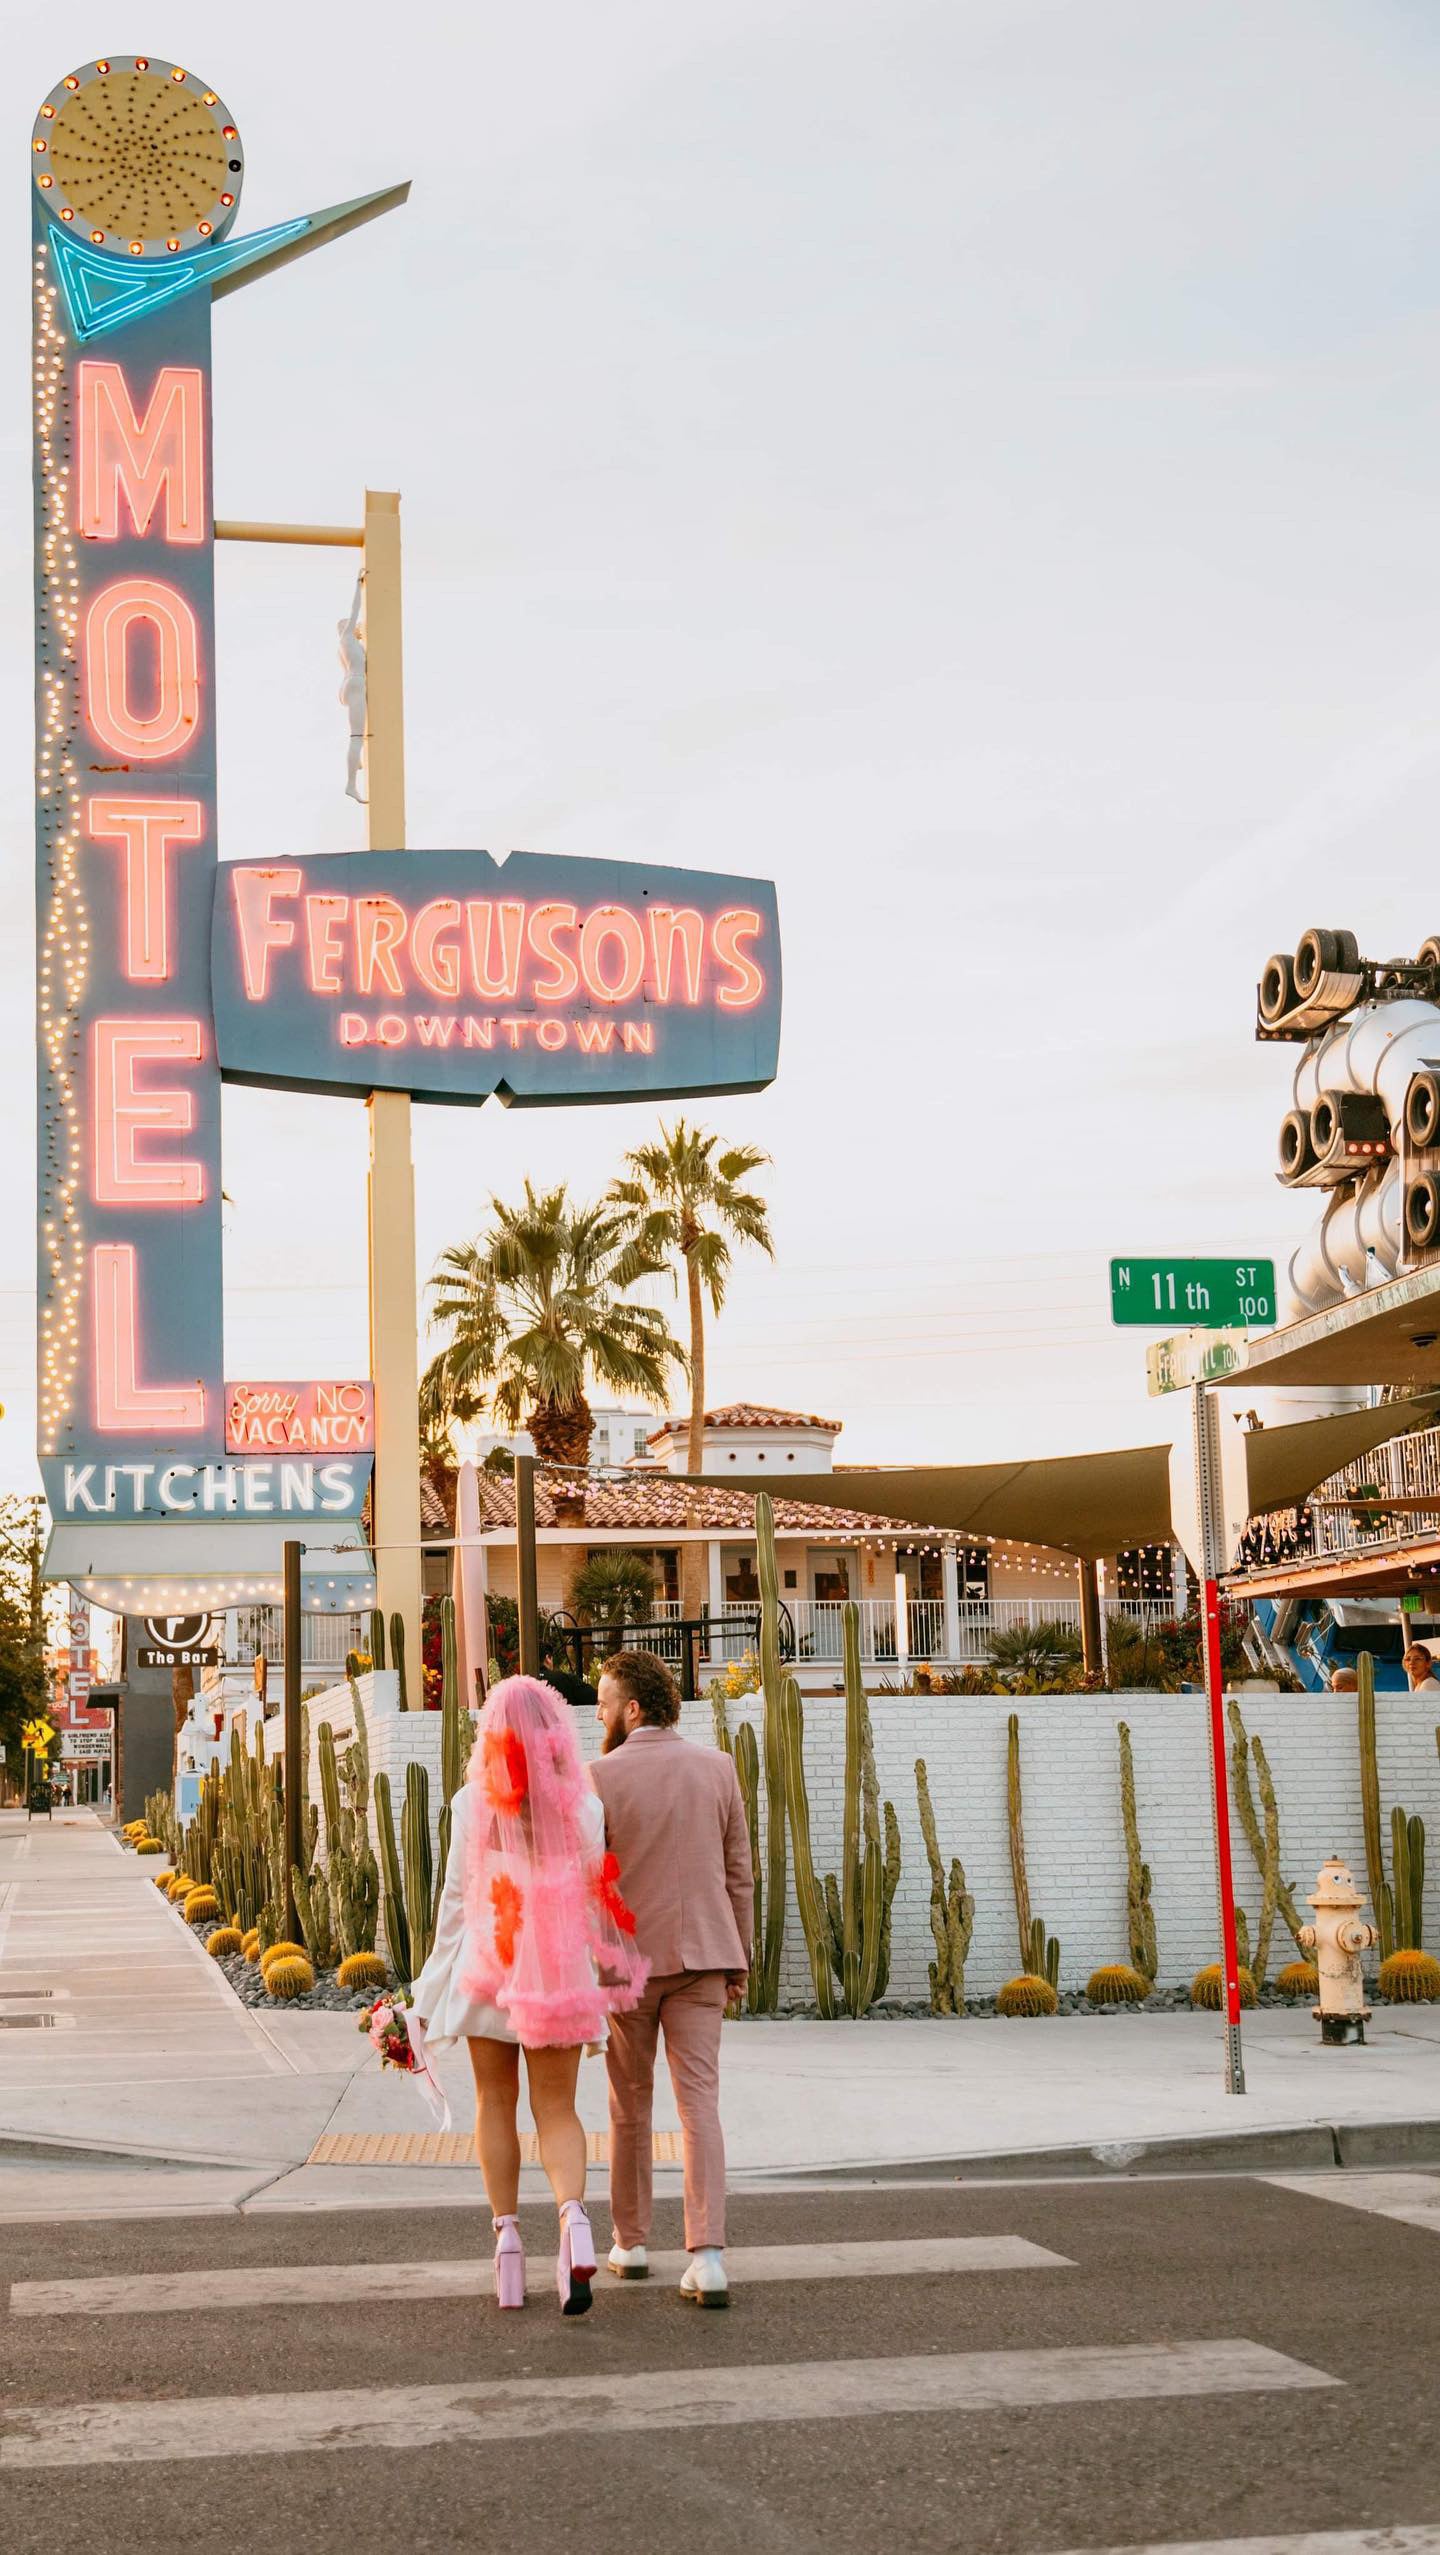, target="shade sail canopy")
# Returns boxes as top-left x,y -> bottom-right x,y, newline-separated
675,1397 -> 1437,1562
41,1522 -> 375,1615
1233,1267 -> 1440,1391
